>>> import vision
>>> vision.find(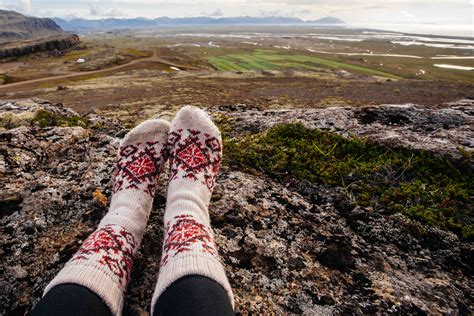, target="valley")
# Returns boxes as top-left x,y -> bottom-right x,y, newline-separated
1,15 -> 473,315
1,27 -> 473,125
